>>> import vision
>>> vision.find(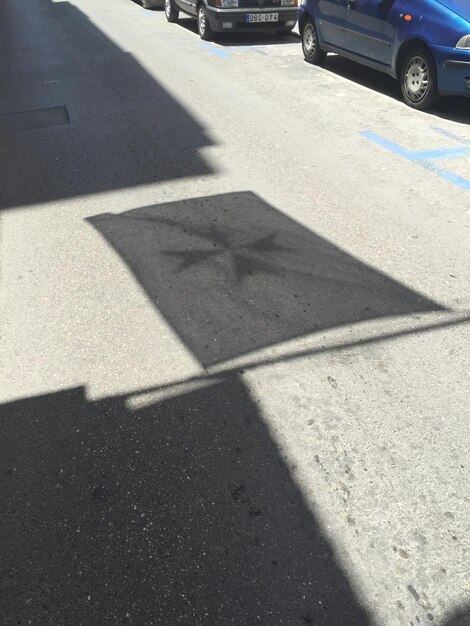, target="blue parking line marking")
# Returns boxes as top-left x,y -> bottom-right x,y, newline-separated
200,43 -> 230,59
411,146 -> 470,161
361,130 -> 470,191
360,131 -> 409,157
421,160 -> 470,190
199,43 -> 268,58
432,126 -> 470,145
